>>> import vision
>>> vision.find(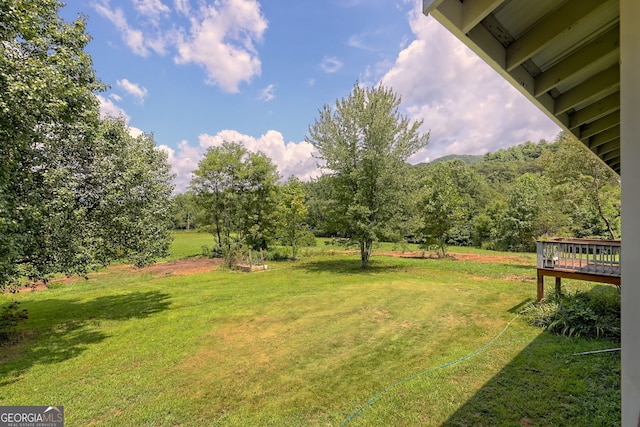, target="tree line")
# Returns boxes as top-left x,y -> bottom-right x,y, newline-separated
174,85 -> 620,268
